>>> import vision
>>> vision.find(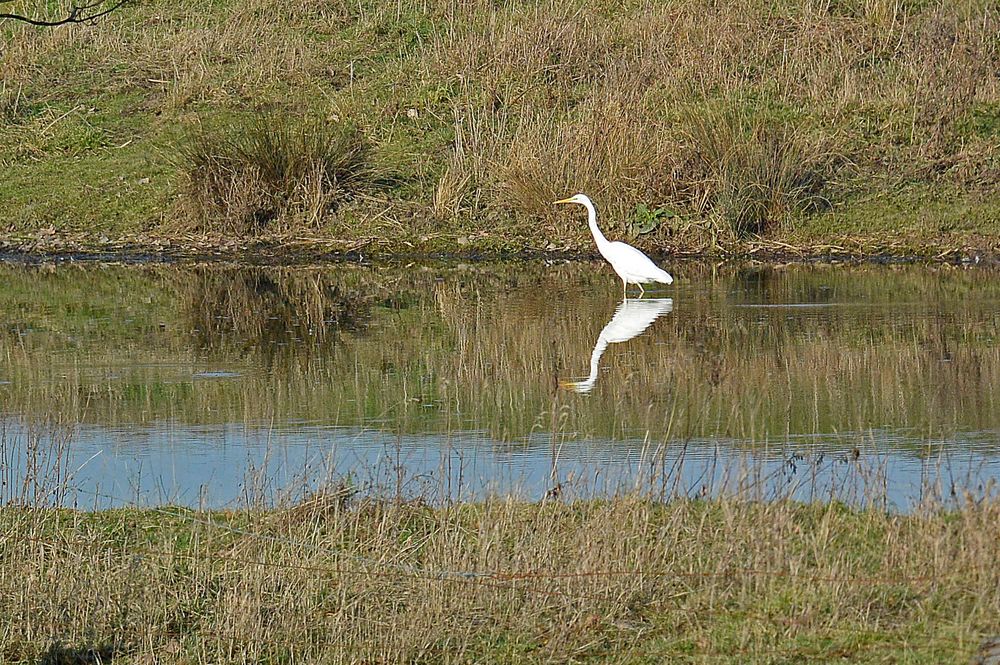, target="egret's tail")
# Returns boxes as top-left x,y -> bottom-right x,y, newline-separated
657,269 -> 674,285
